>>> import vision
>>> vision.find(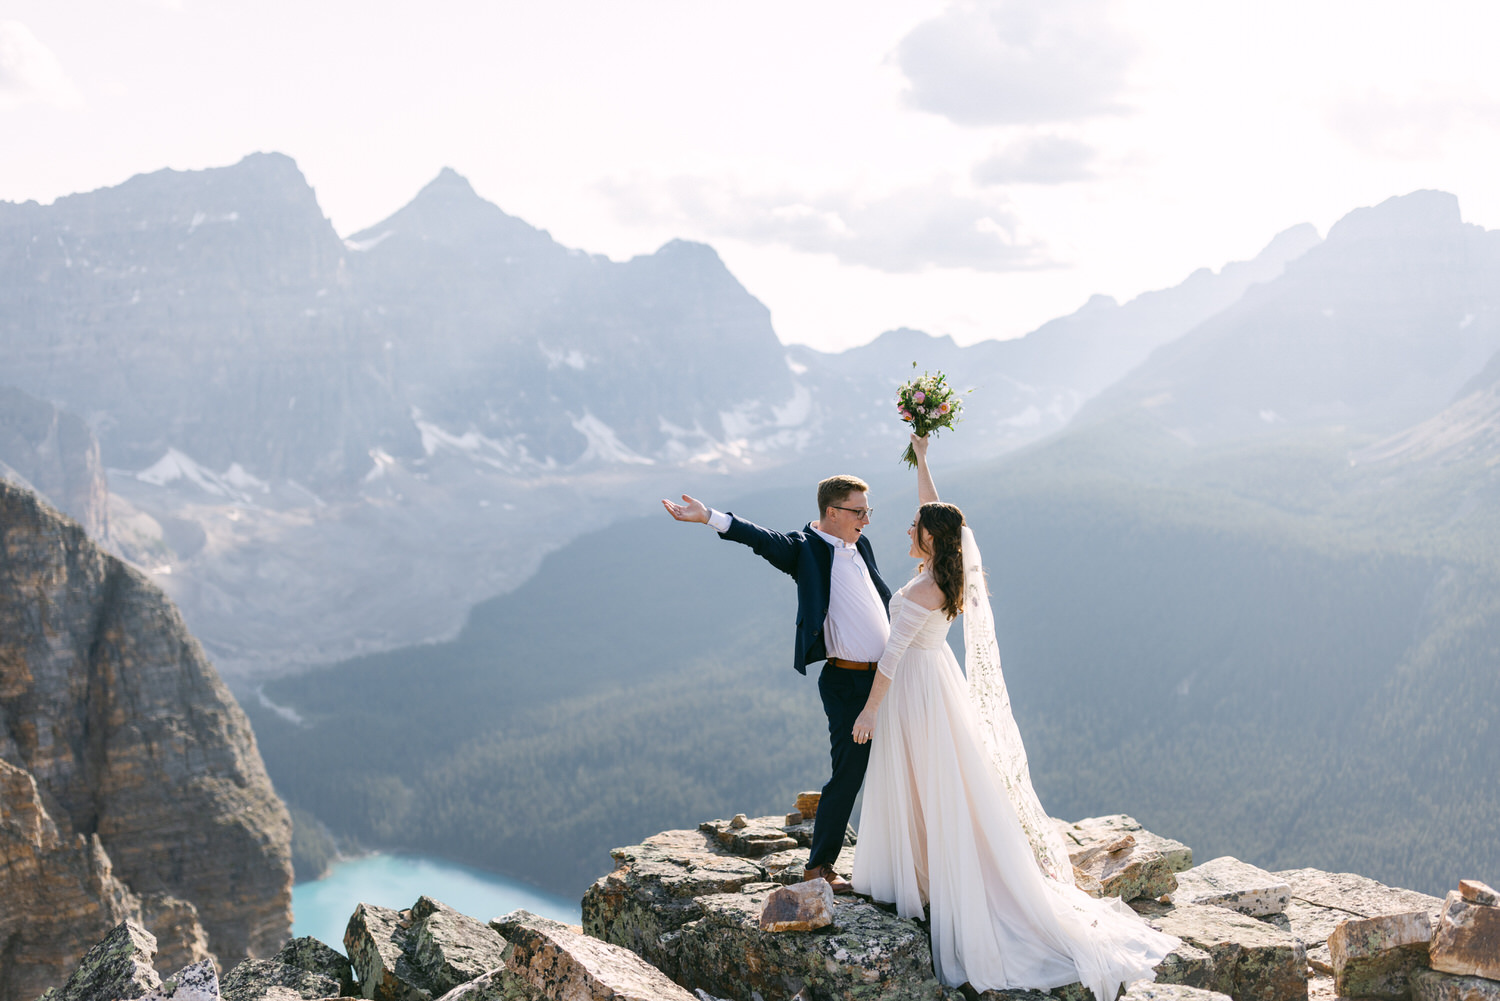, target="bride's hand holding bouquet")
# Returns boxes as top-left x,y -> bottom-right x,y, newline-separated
896,366 -> 966,467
